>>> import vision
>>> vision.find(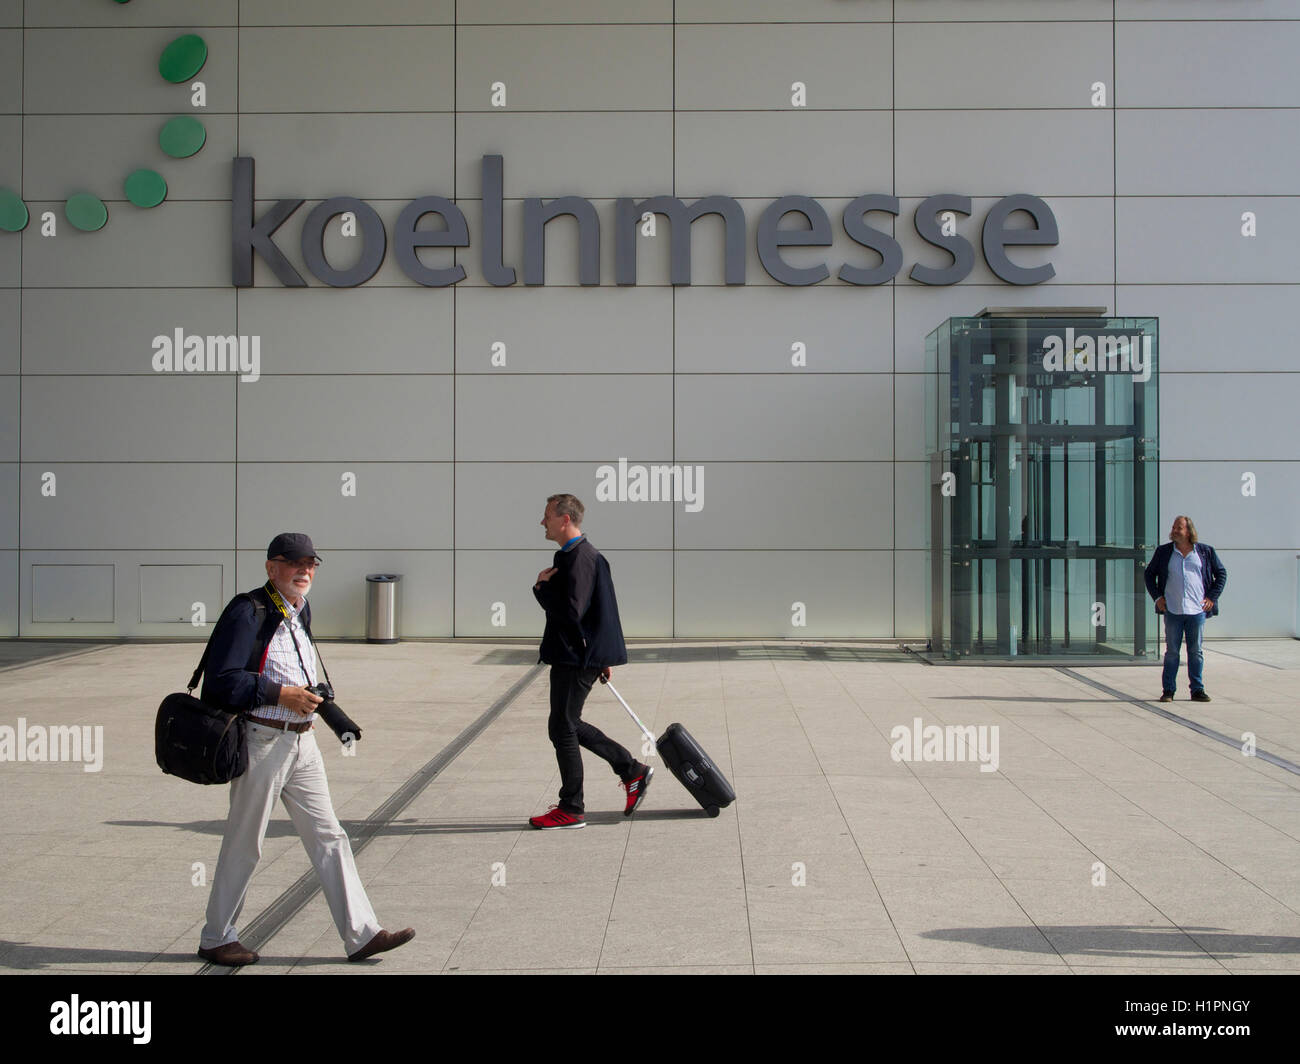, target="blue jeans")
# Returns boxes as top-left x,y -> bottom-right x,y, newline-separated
1161,611 -> 1206,694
